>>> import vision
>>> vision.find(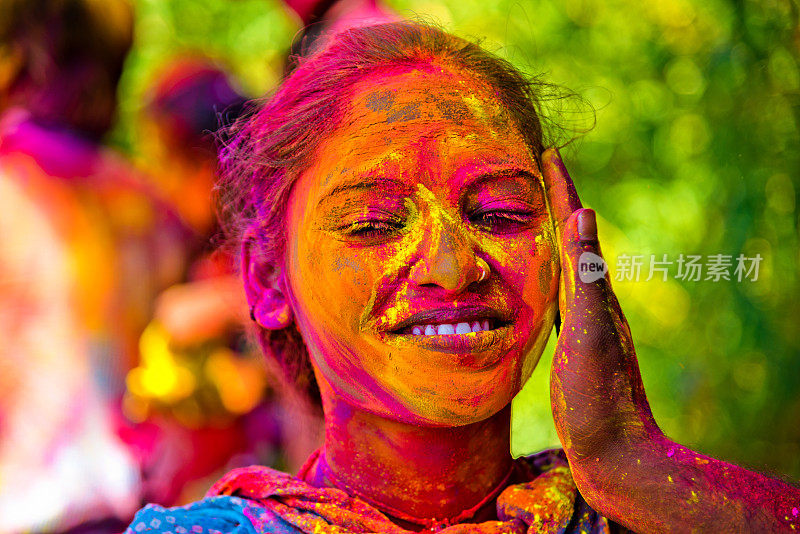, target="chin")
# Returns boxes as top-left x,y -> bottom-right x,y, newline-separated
411,401 -> 514,428
384,357 -> 535,428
